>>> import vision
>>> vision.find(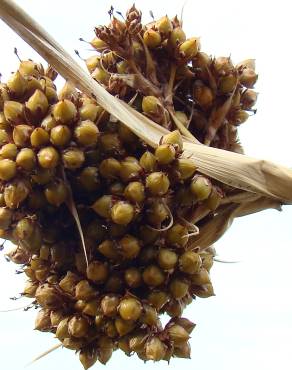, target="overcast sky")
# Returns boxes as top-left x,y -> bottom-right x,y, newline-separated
0,1 -> 292,370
